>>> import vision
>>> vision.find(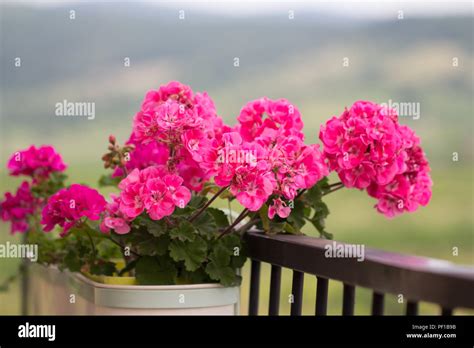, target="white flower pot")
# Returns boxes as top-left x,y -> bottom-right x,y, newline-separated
27,264 -> 240,315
